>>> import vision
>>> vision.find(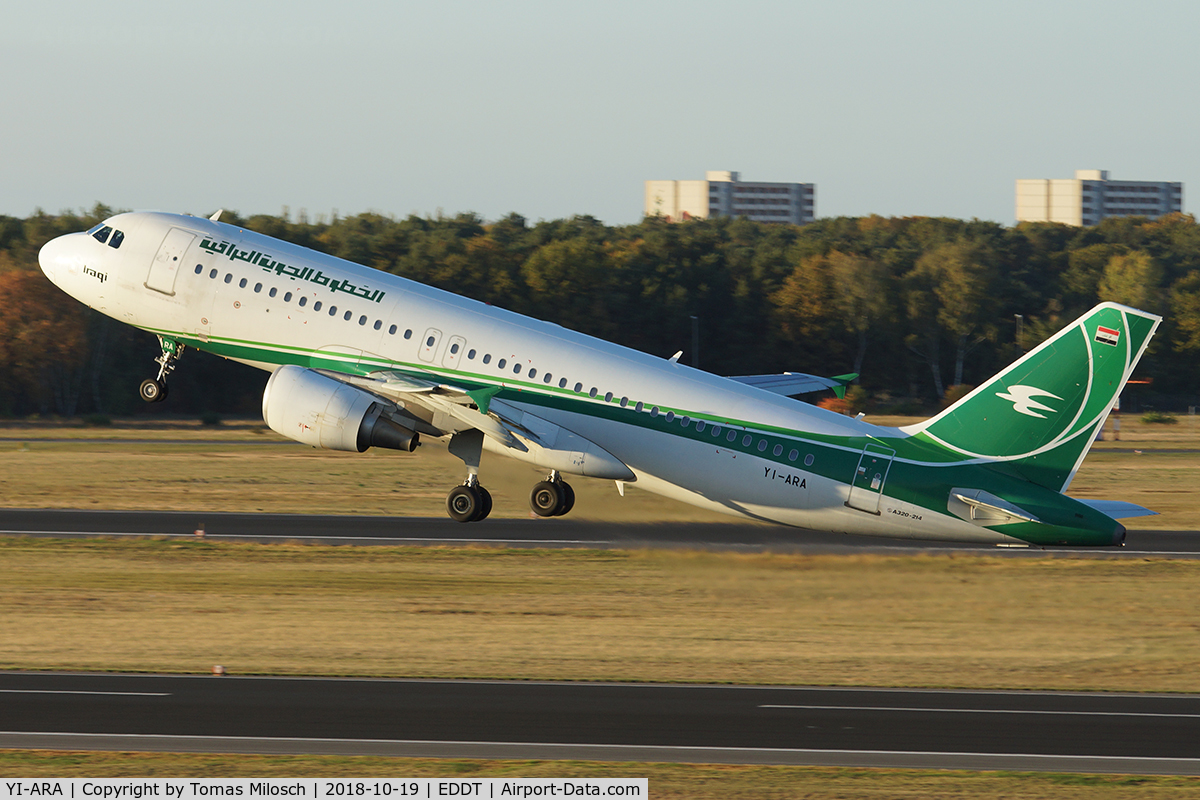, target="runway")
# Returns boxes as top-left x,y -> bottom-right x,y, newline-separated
1,672 -> 1198,775
2,508 -> 1199,557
